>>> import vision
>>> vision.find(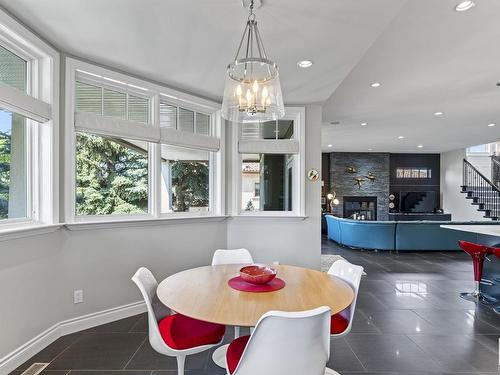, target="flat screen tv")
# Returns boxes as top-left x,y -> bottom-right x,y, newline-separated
399,191 -> 436,213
